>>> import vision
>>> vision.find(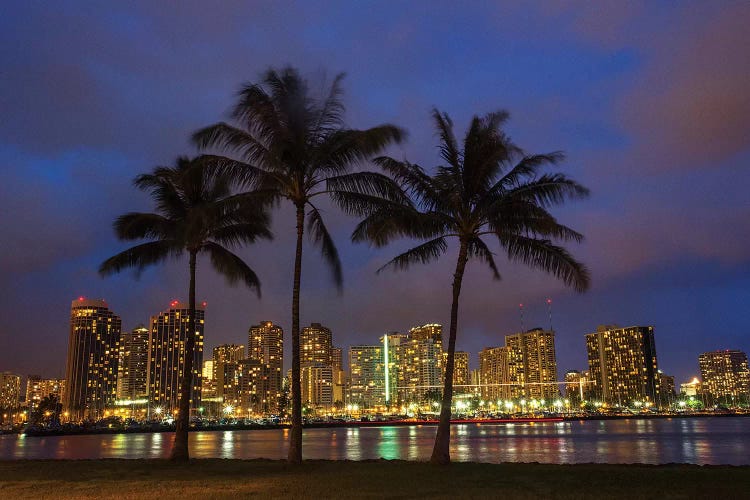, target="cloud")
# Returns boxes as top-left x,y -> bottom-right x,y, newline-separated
618,3 -> 750,171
